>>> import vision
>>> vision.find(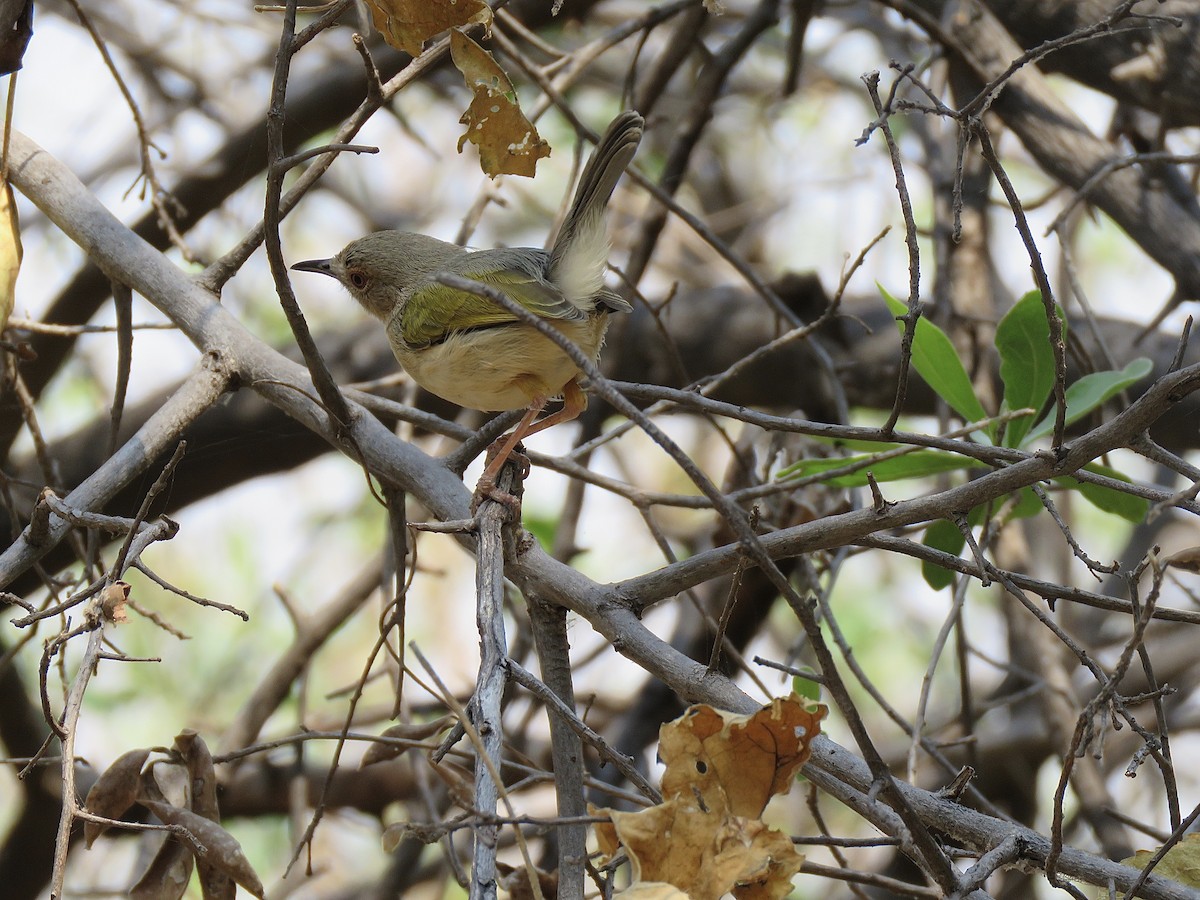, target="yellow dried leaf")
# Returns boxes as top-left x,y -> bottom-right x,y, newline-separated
659,695 -> 826,818
600,798 -> 804,900
1164,546 -> 1200,573
590,801 -> 621,857
364,0 -> 491,57
451,30 -> 549,178
615,884 -> 691,899
593,696 -> 820,900
1124,833 -> 1200,888
0,178 -> 19,333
